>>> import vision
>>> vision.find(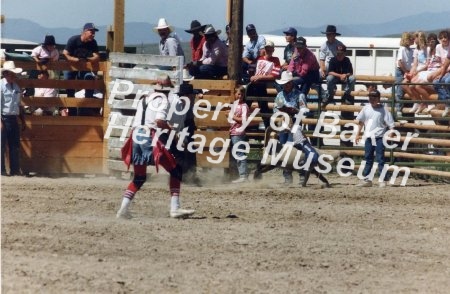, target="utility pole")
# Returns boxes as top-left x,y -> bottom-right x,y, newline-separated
227,0 -> 243,82
113,0 -> 125,52
107,0 -> 125,53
